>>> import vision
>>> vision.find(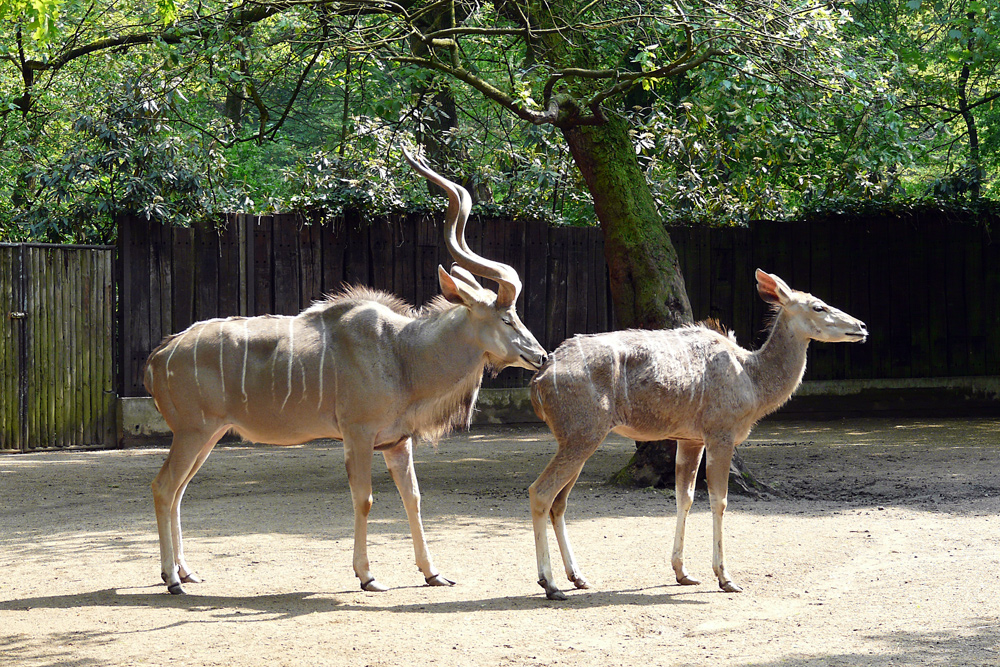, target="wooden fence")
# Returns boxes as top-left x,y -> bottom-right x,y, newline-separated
117,212 -> 611,396
1,244 -> 116,451
671,216 -> 1000,382
117,212 -> 1000,398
